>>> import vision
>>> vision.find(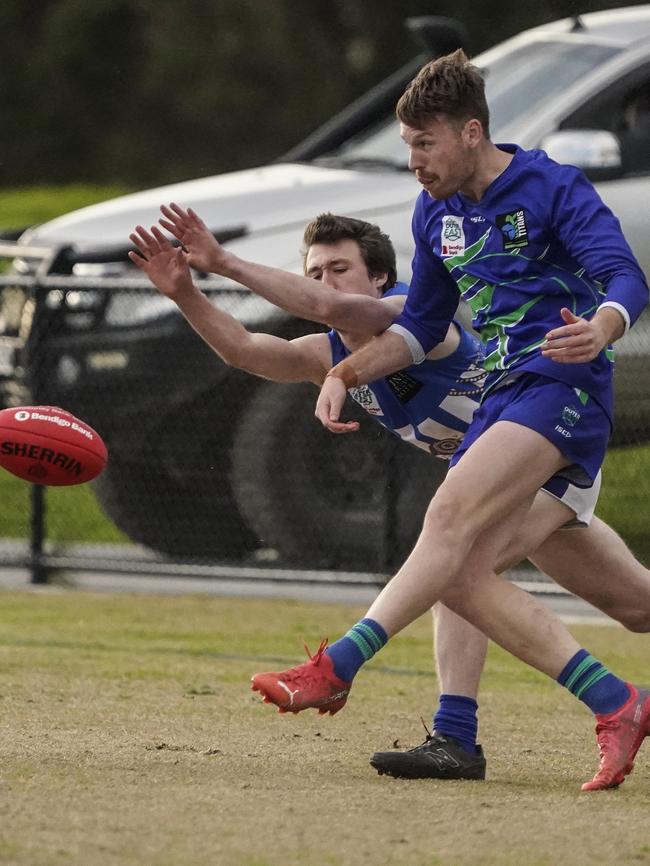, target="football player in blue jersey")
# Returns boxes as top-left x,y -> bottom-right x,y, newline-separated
250,50 -> 650,792
130,205 -> 650,788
